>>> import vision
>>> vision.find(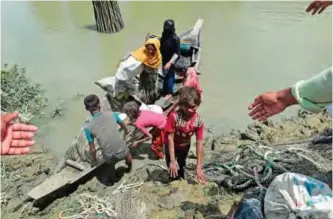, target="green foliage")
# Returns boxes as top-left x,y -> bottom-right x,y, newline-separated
1,64 -> 48,122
